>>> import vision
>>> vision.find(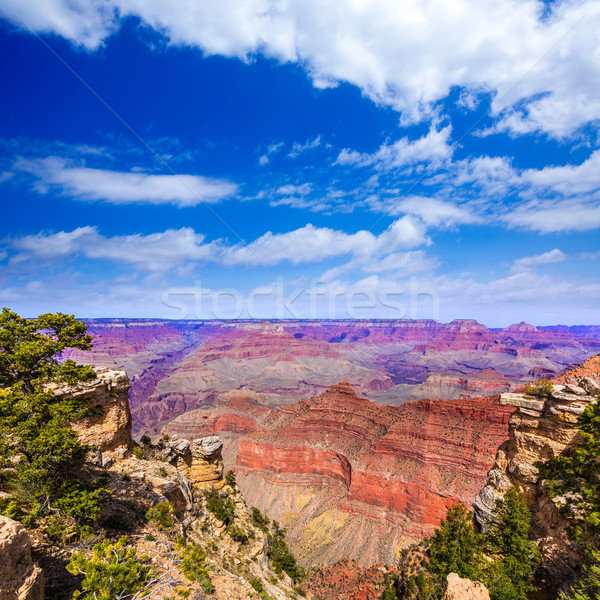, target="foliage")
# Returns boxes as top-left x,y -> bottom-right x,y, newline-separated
251,506 -> 270,532
525,379 -> 554,398
268,520 -> 304,583
537,398 -> 600,542
67,537 -> 154,600
146,501 -> 175,529
229,524 -> 249,543
559,548 -> 600,600
427,504 -> 484,583
204,488 -> 235,526
0,308 -> 94,393
225,469 -> 237,488
178,541 -> 214,594
0,309 -> 107,522
485,487 -> 540,600
140,434 -> 151,446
